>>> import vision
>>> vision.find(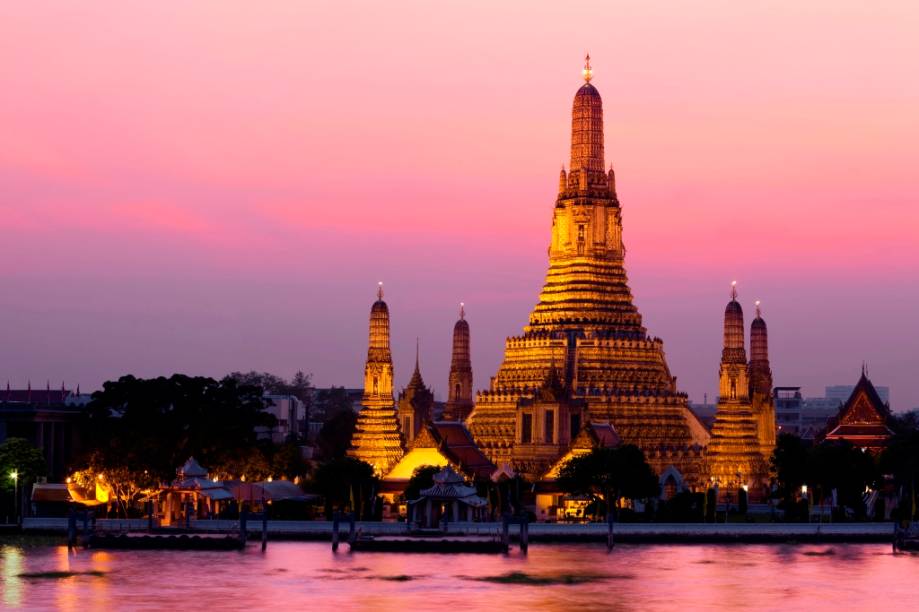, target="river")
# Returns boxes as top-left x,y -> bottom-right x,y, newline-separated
1,540 -> 914,610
